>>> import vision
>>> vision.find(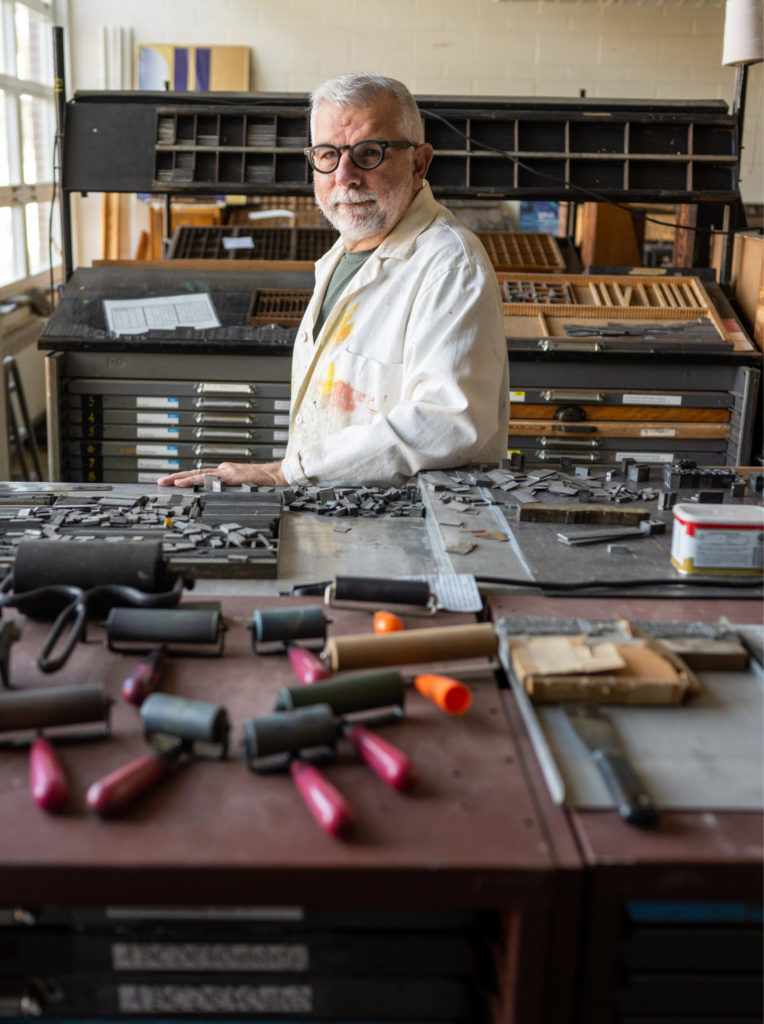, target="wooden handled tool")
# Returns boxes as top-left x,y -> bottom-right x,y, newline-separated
321,622 -> 498,672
